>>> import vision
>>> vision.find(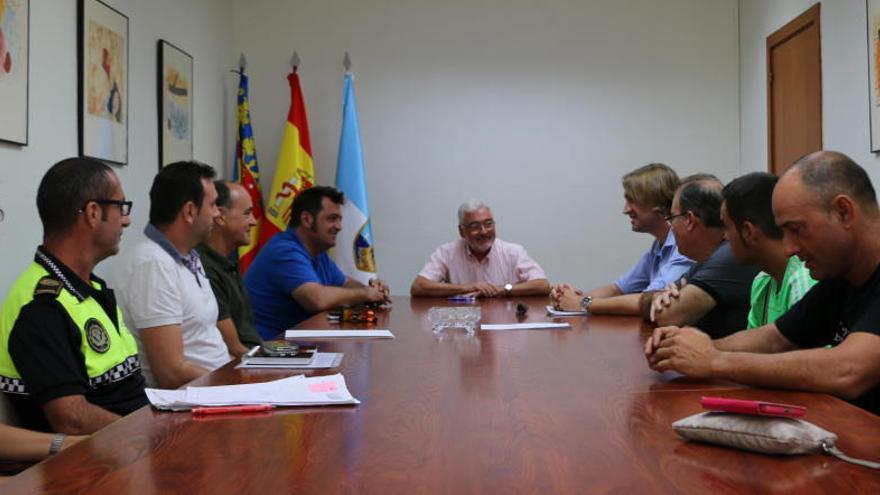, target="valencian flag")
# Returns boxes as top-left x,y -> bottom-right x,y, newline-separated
233,67 -> 266,274
261,70 -> 315,243
331,71 -> 376,284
